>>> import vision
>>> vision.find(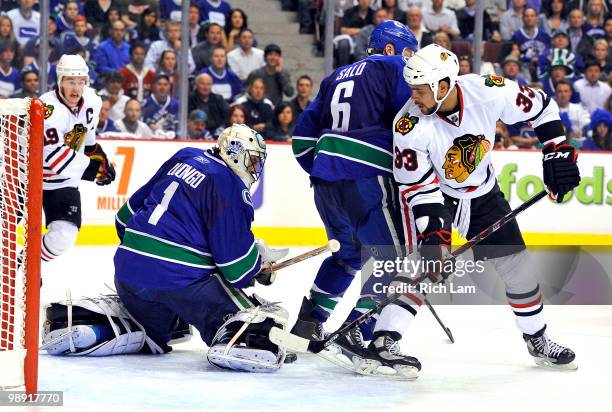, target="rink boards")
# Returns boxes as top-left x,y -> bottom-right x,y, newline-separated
74,139 -> 612,246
